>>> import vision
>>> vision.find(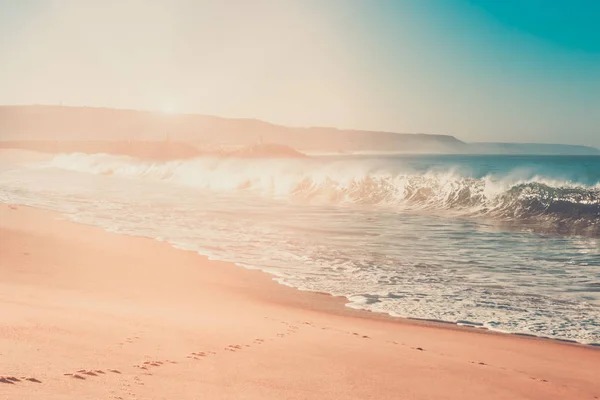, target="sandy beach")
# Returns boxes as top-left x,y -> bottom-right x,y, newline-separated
1,203 -> 599,400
